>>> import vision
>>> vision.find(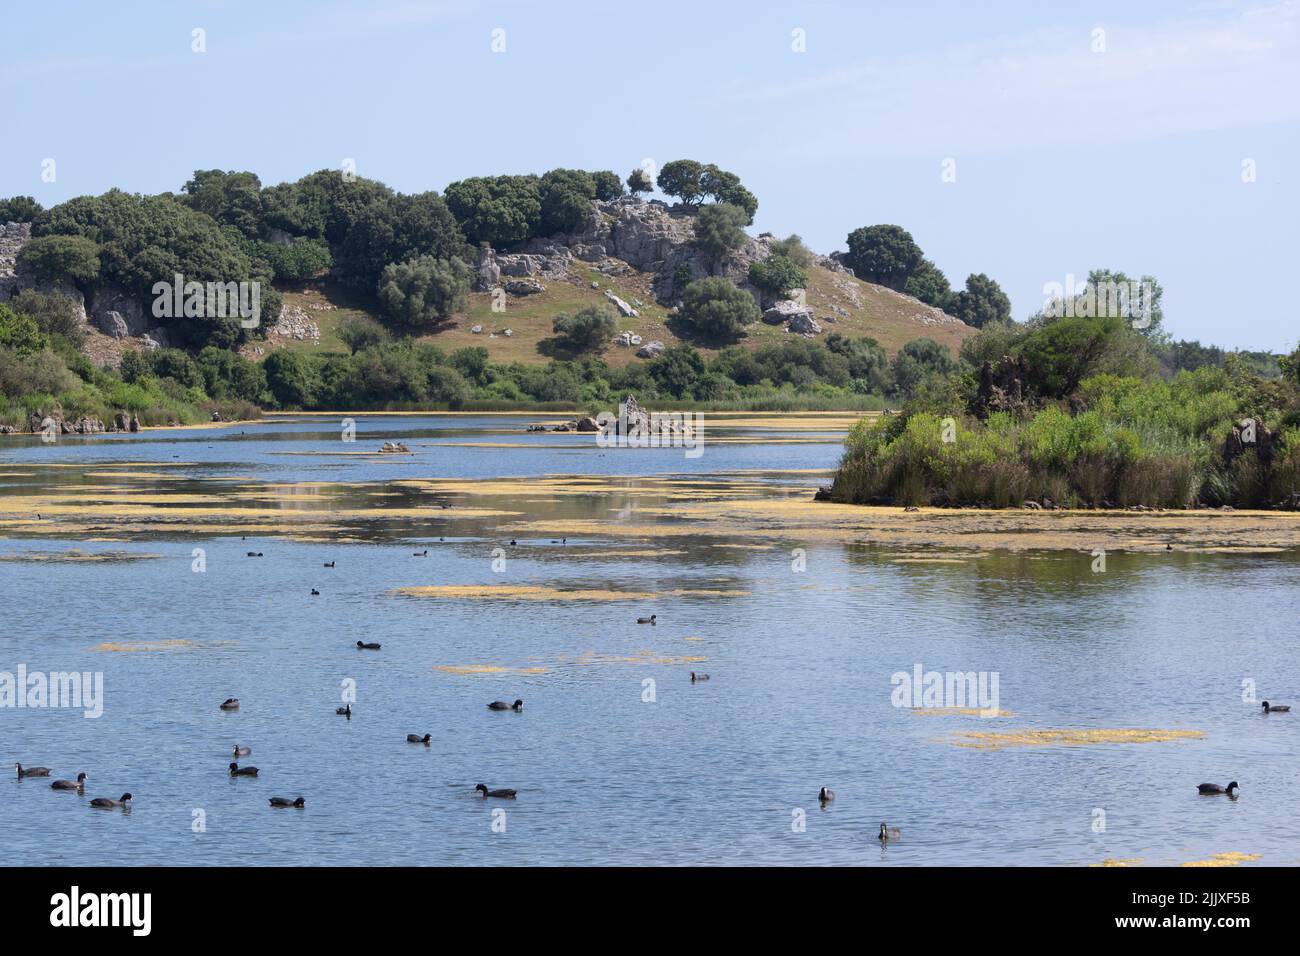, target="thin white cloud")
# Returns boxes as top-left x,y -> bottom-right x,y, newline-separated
730,1 -> 1300,156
